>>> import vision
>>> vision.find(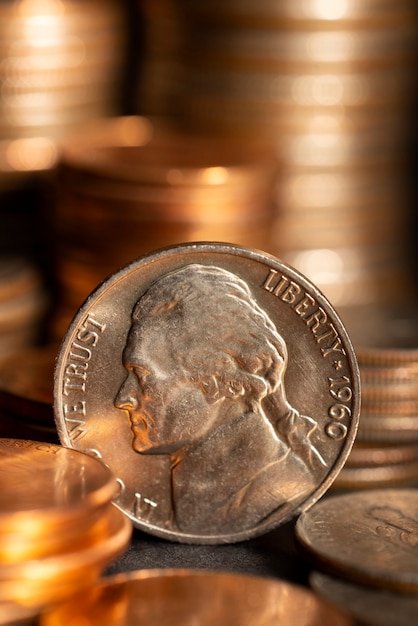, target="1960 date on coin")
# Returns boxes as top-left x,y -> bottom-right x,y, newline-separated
54,242 -> 360,544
